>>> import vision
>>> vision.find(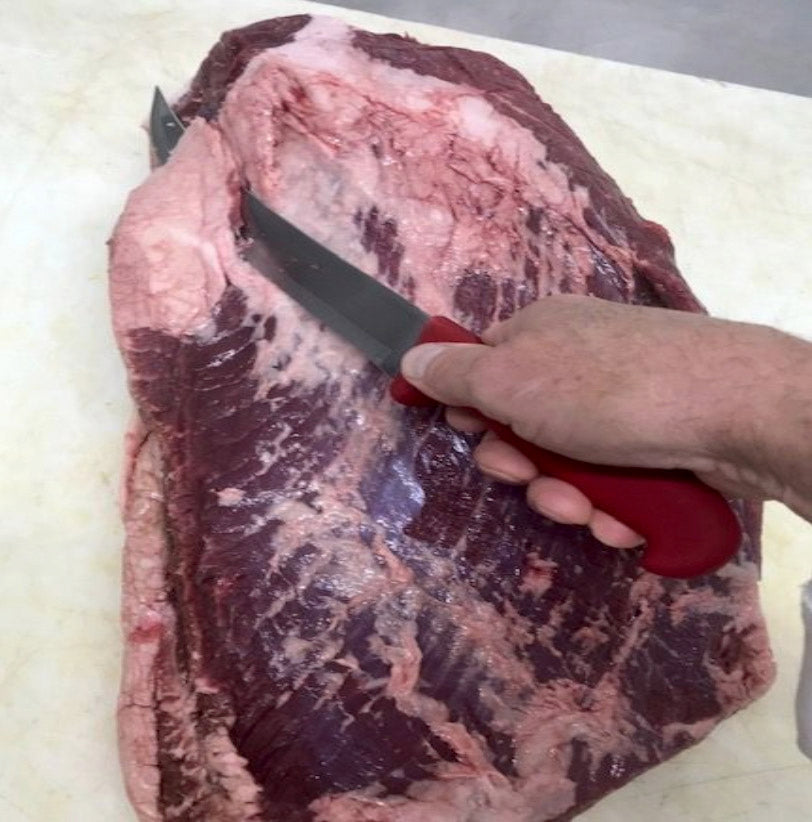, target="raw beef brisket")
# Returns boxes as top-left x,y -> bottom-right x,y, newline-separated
110,16 -> 773,822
